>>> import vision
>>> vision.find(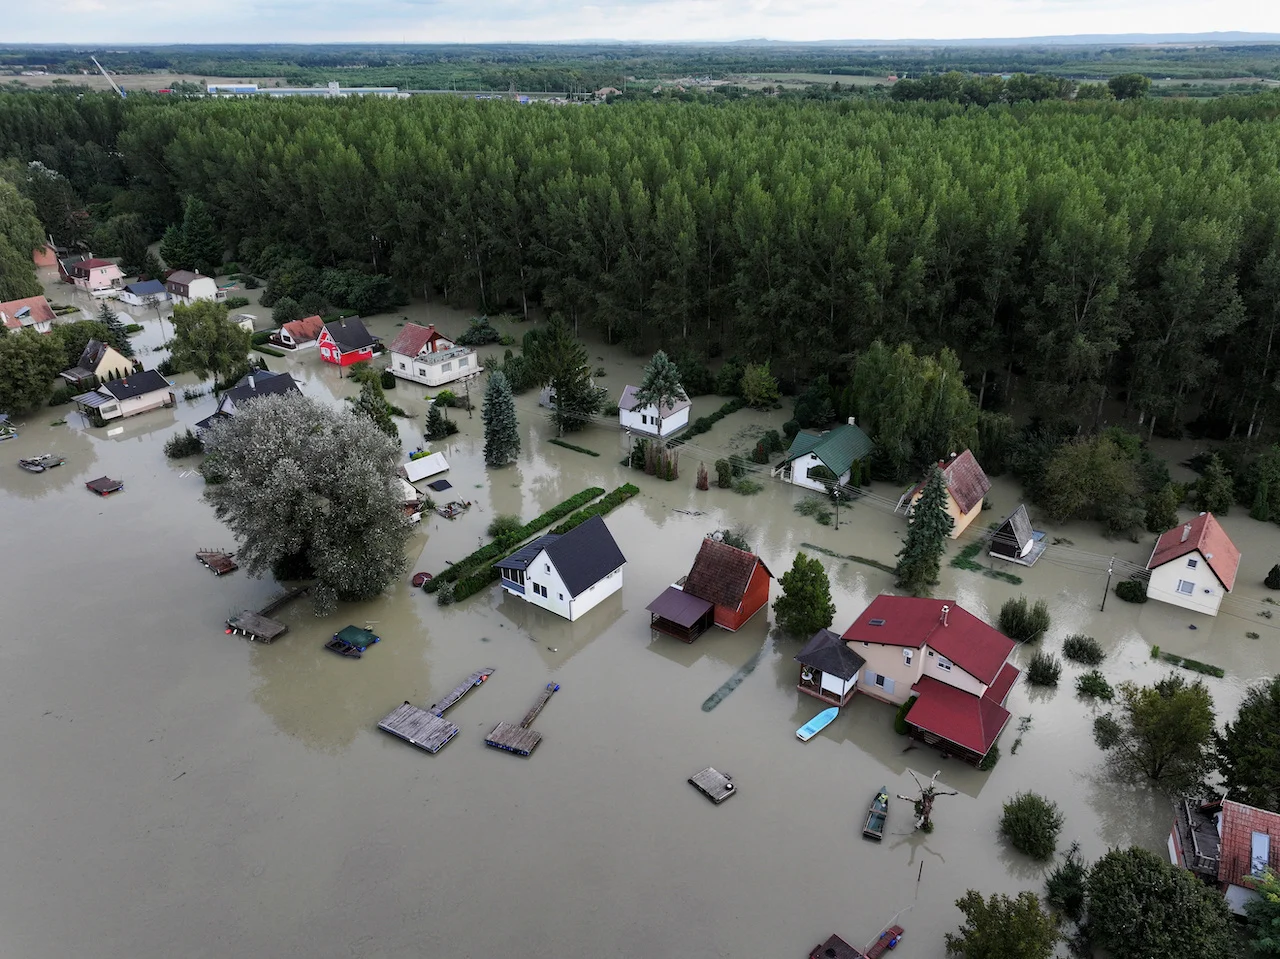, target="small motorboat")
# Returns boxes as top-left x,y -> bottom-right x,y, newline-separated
19,453 -> 64,472
863,786 -> 890,841
797,706 -> 840,742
